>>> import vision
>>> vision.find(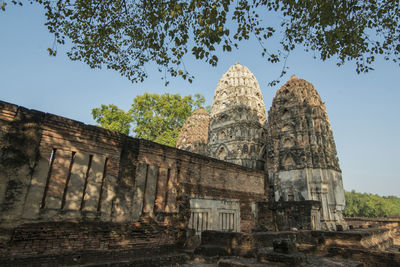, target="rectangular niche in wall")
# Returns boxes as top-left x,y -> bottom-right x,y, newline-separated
189,198 -> 240,235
